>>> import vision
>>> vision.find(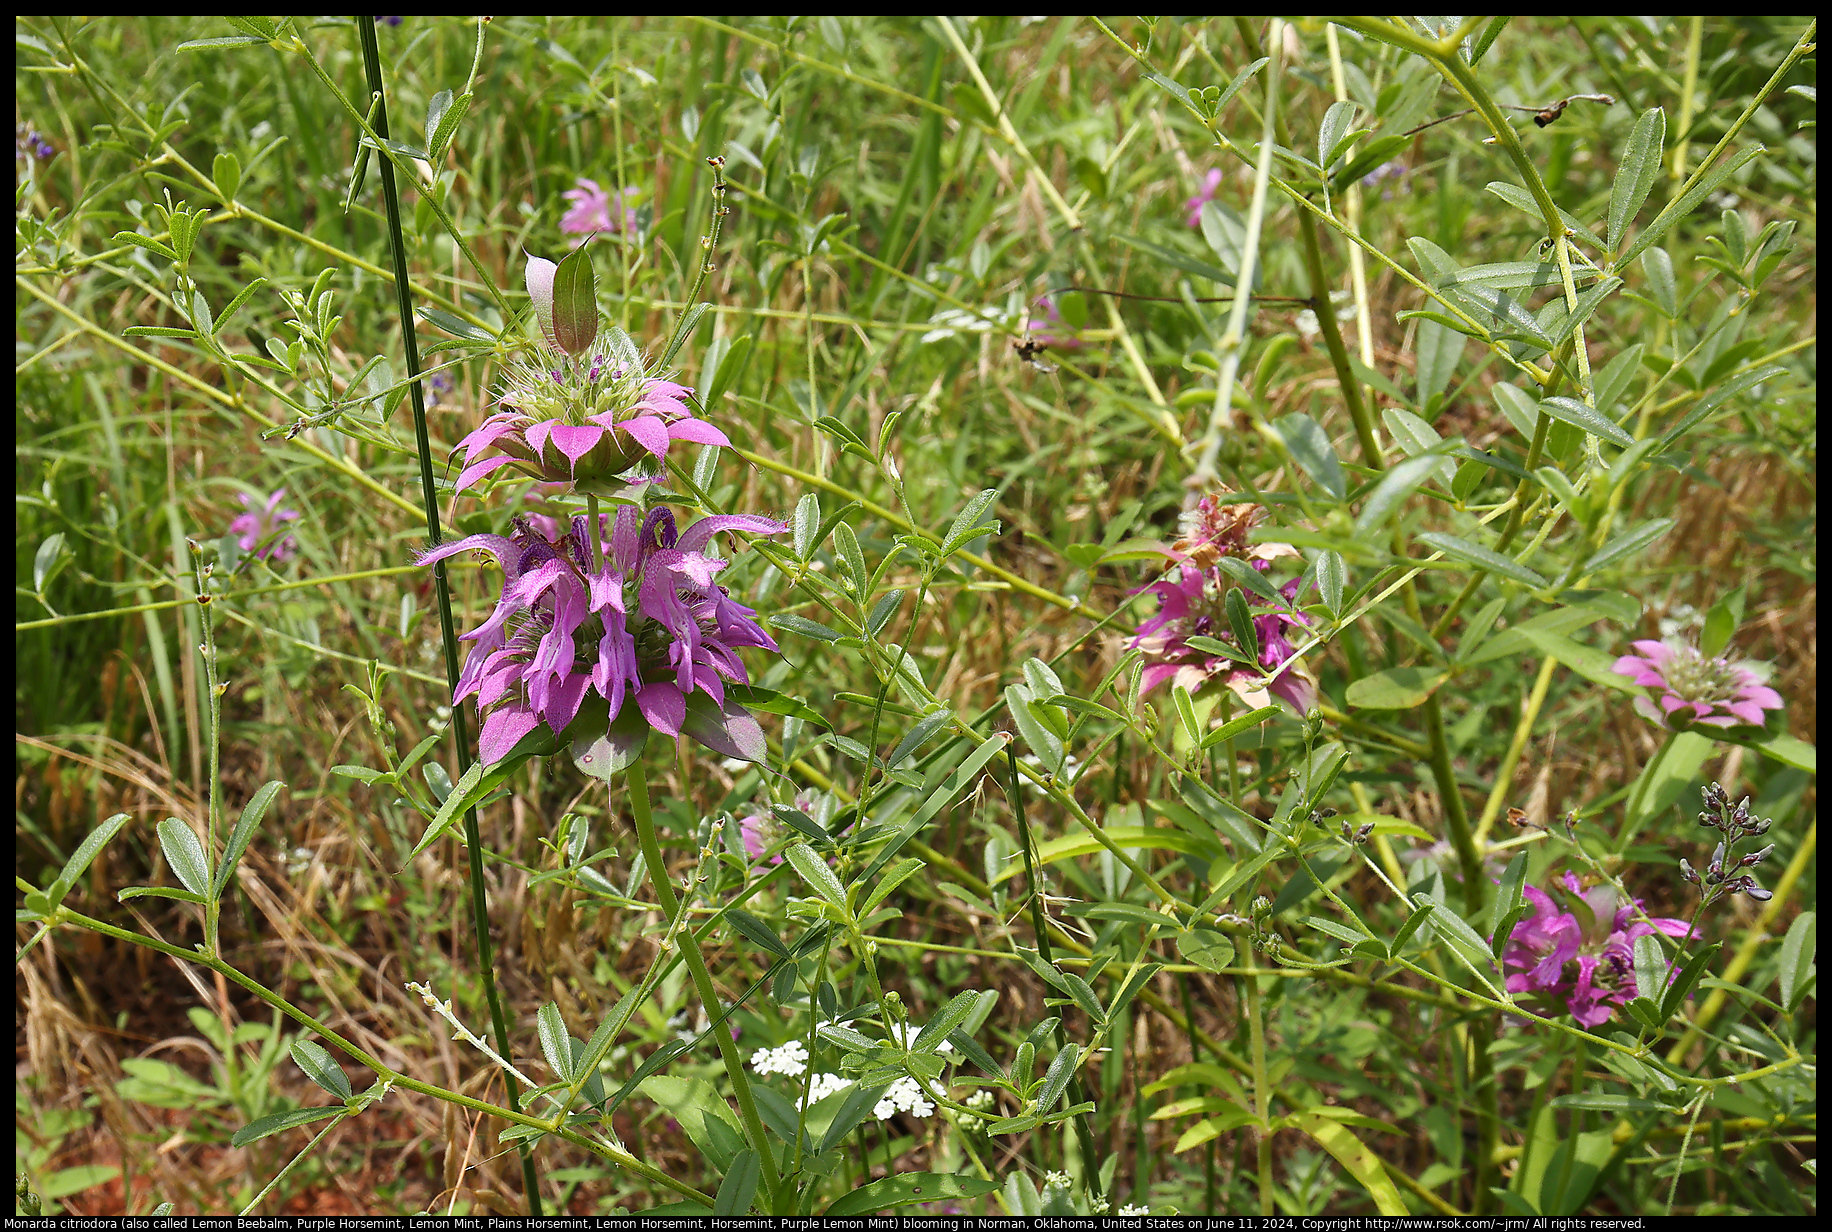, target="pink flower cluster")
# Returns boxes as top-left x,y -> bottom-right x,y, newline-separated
1613,638 -> 1783,730
1499,872 -> 1691,1027
424,250 -> 782,766
1126,495 -> 1316,714
229,489 -> 301,563
560,177 -> 638,241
